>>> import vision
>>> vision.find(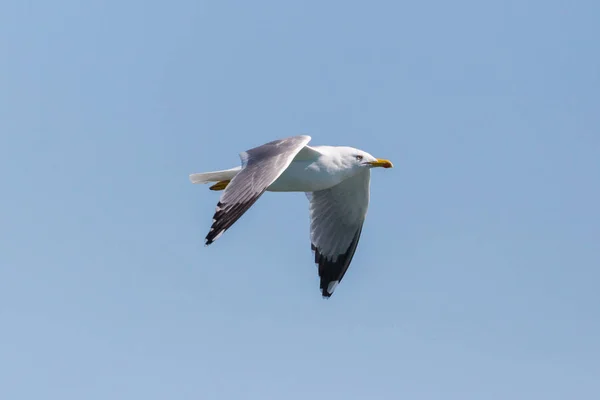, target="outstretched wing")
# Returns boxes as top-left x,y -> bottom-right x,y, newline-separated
306,169 -> 371,297
205,135 -> 311,245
